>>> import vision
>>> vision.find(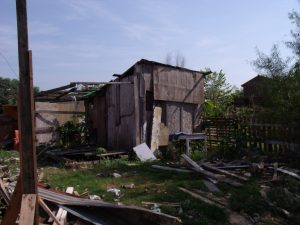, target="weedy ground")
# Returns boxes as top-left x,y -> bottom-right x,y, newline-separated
1,150 -> 300,225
